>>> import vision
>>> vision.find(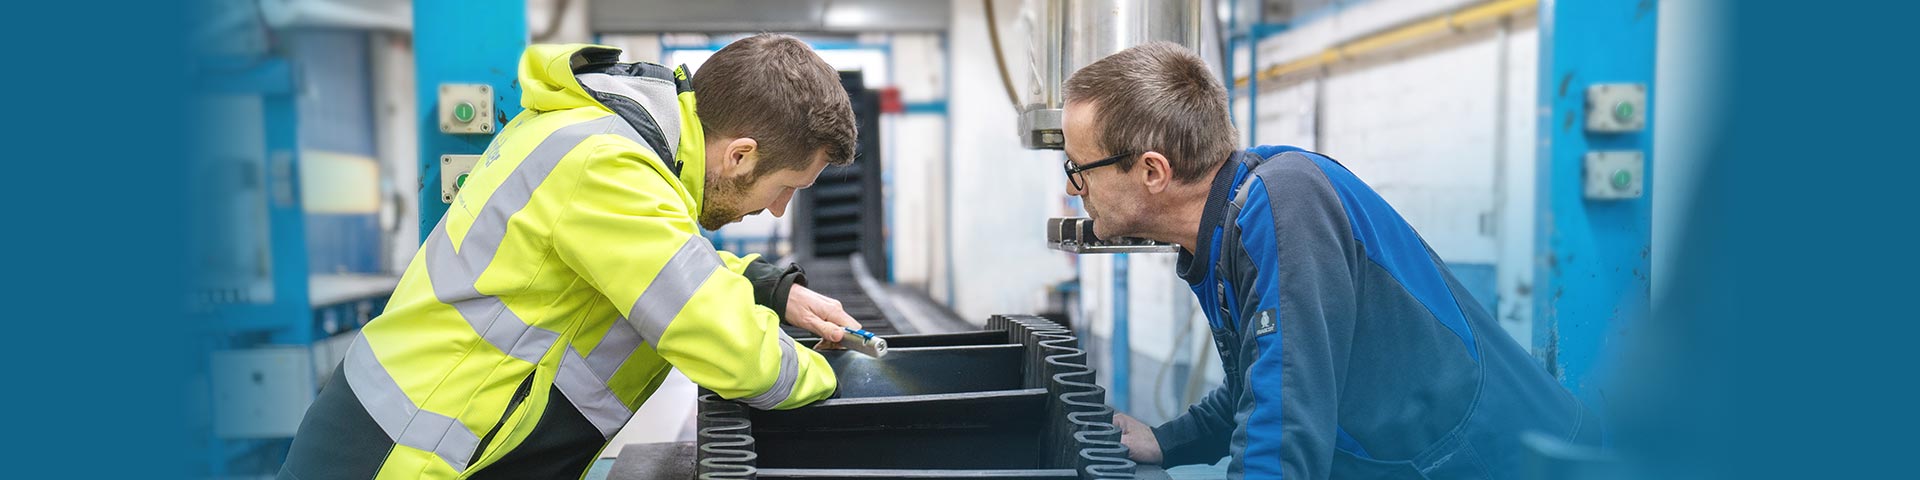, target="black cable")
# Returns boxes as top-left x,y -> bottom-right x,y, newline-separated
983,0 -> 1023,108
